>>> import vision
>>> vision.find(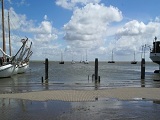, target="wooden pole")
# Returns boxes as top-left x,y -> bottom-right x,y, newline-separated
41,76 -> 43,83
45,58 -> 48,81
95,58 -> 98,81
141,58 -> 145,79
